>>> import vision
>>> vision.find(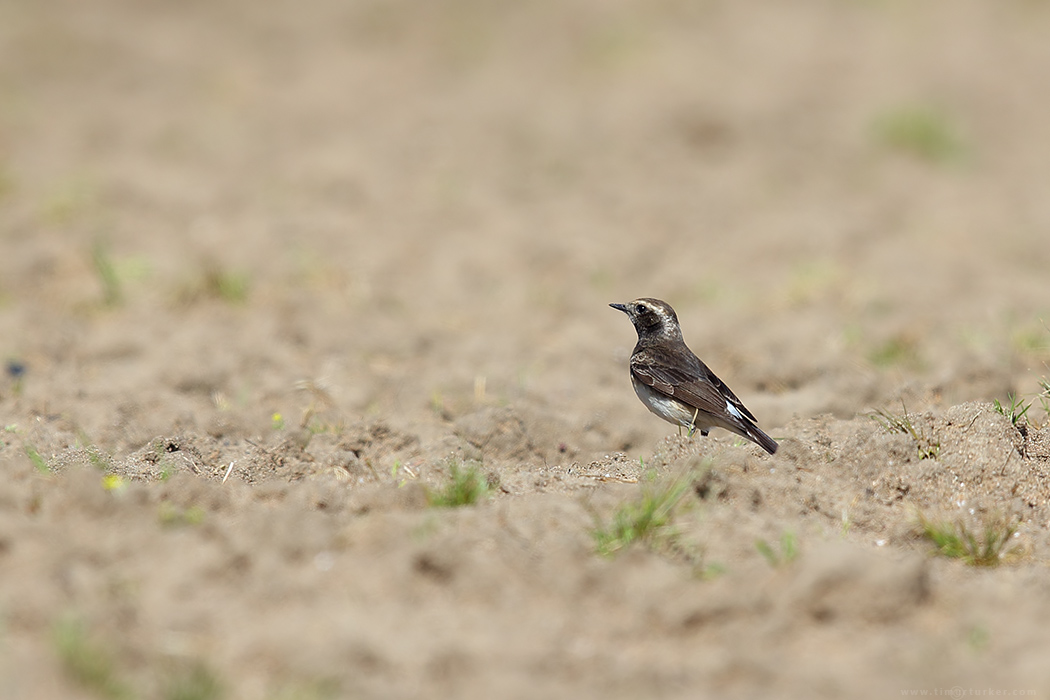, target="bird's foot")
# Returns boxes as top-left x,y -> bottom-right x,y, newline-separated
686,407 -> 701,437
